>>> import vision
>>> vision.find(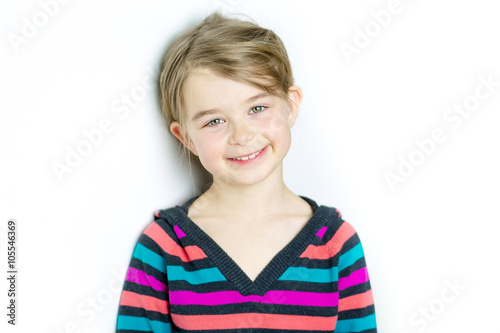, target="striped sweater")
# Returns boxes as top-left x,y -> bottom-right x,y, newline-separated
116,195 -> 377,332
